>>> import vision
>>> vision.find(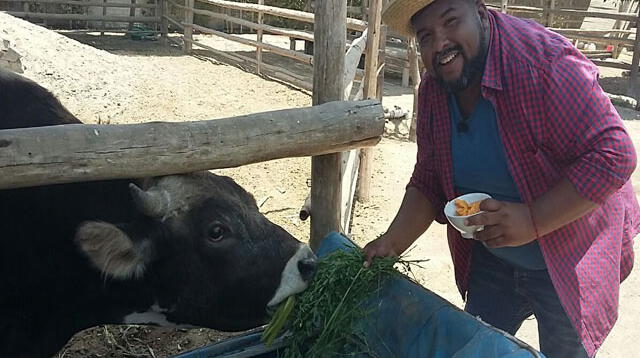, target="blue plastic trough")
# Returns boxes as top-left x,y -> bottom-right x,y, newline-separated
172,232 -> 545,358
